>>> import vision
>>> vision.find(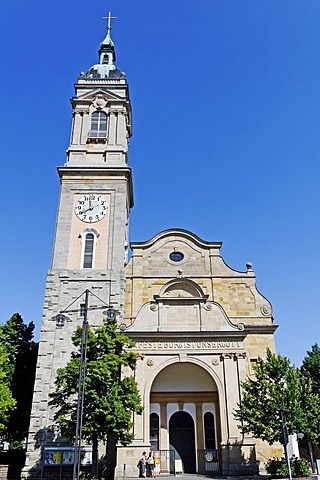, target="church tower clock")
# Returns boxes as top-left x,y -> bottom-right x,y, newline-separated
24,13 -> 133,474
